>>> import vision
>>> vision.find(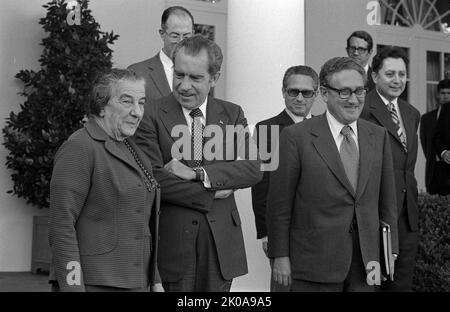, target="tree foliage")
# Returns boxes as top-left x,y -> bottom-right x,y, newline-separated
2,0 -> 119,208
